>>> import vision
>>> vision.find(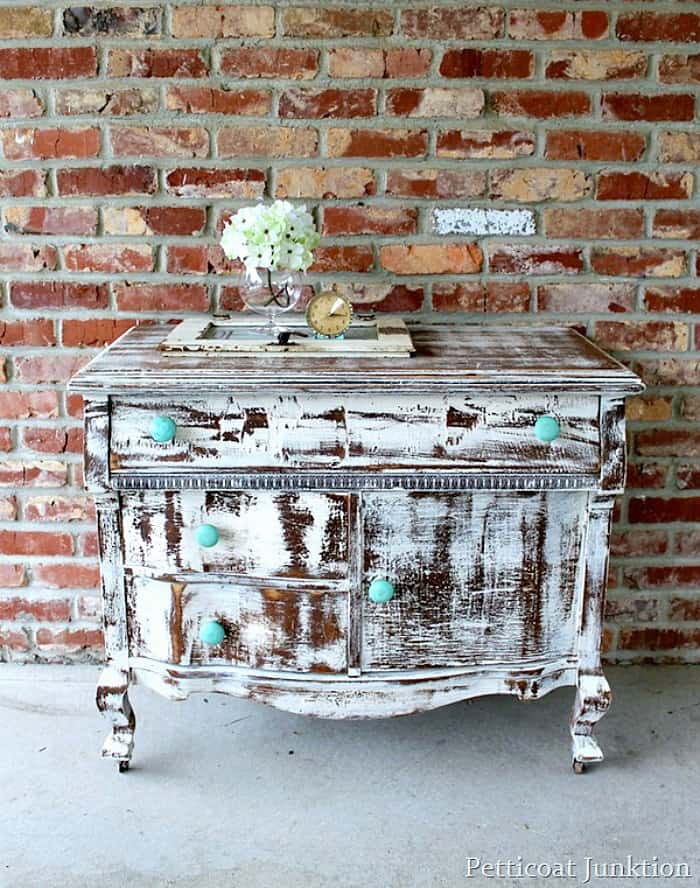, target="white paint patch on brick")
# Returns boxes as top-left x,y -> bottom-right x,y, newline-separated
433,208 -> 536,237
